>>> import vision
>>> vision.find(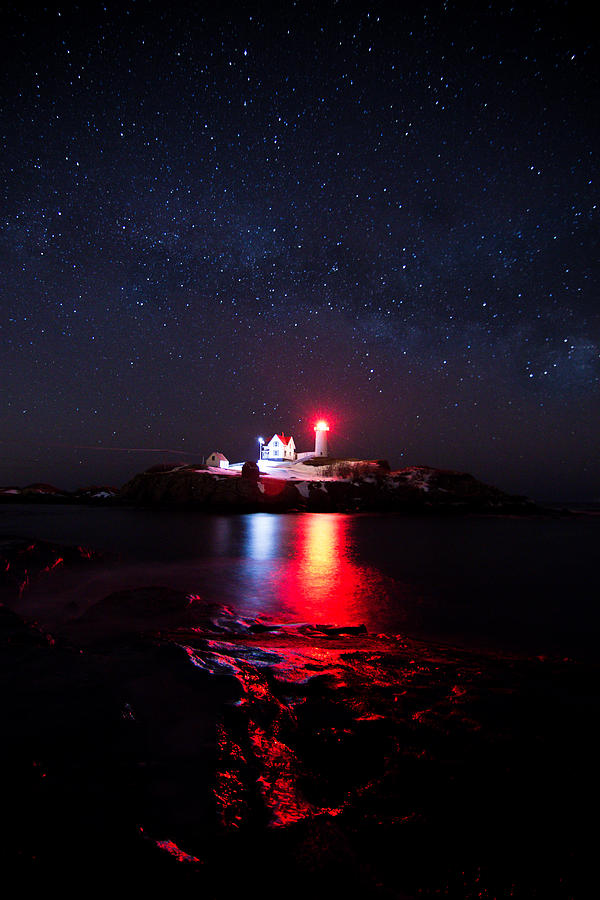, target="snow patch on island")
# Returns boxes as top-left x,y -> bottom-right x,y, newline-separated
399,466 -> 434,492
